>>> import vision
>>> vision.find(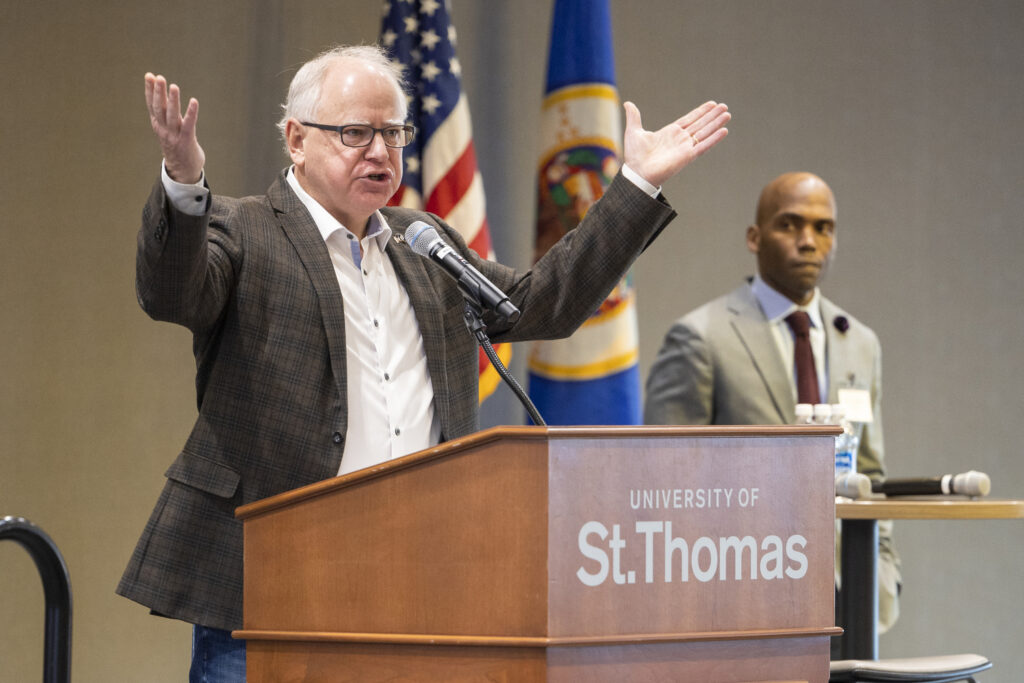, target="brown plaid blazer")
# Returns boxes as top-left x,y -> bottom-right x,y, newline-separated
117,169 -> 675,630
